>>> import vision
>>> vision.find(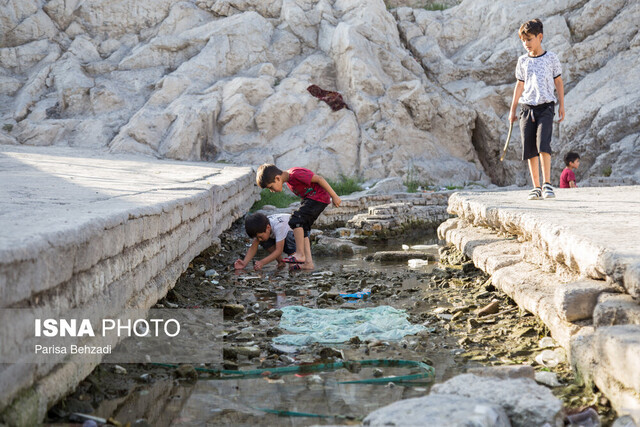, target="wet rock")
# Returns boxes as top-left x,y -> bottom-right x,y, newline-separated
266,309 -> 283,318
370,251 -> 435,262
431,374 -> 563,427
235,346 -> 261,359
477,301 -> 500,317
319,347 -> 343,359
223,361 -> 238,370
175,364 -> 198,381
314,236 -> 367,255
113,365 -> 127,375
534,371 -> 561,387
223,304 -> 245,317
363,394 -> 510,427
279,355 -> 296,364
349,336 -> 362,345
462,261 -> 477,273
236,332 -> 255,341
